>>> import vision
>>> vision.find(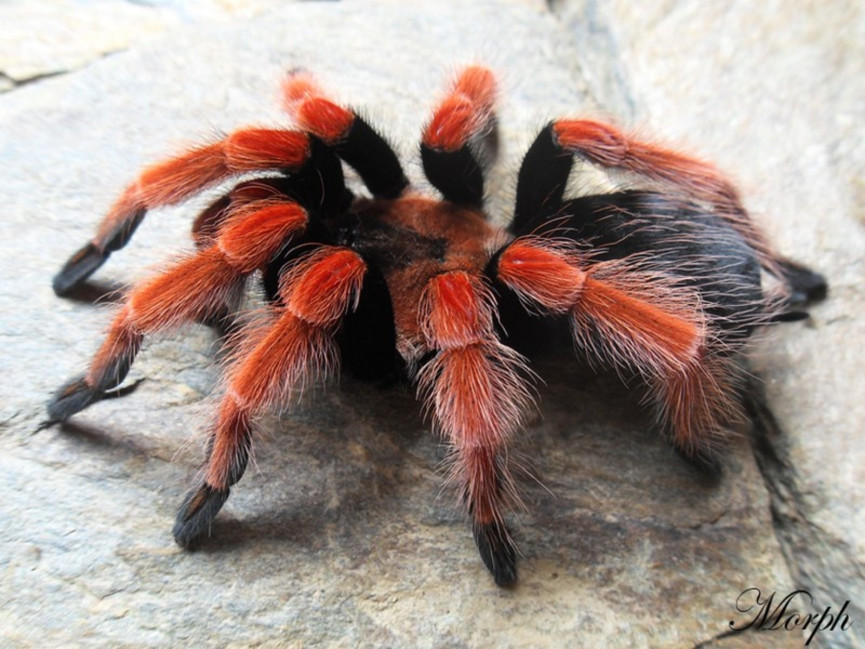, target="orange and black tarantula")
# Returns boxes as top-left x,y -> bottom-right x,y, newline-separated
47,66 -> 825,586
